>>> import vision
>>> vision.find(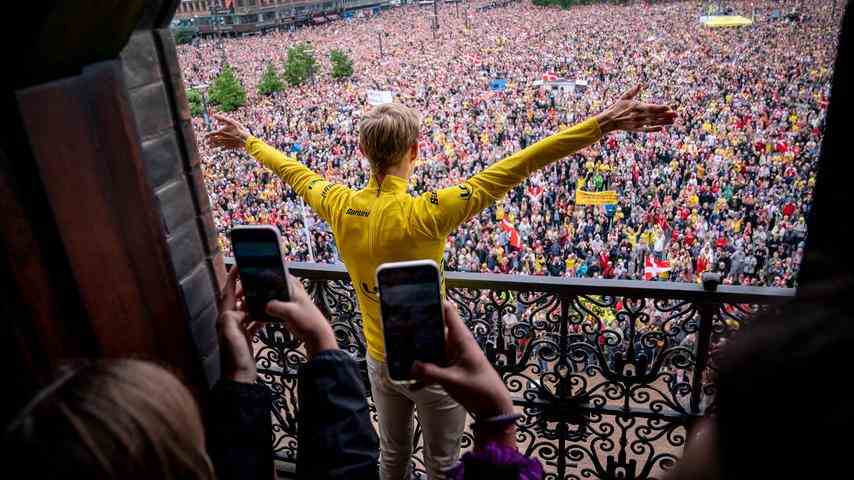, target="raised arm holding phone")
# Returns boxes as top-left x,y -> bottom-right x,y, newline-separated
261,268 -> 542,478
